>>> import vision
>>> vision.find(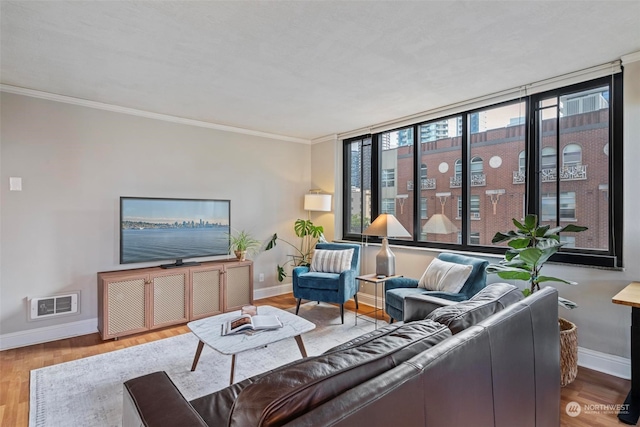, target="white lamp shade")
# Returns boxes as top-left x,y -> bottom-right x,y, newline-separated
362,213 -> 411,238
304,194 -> 332,212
